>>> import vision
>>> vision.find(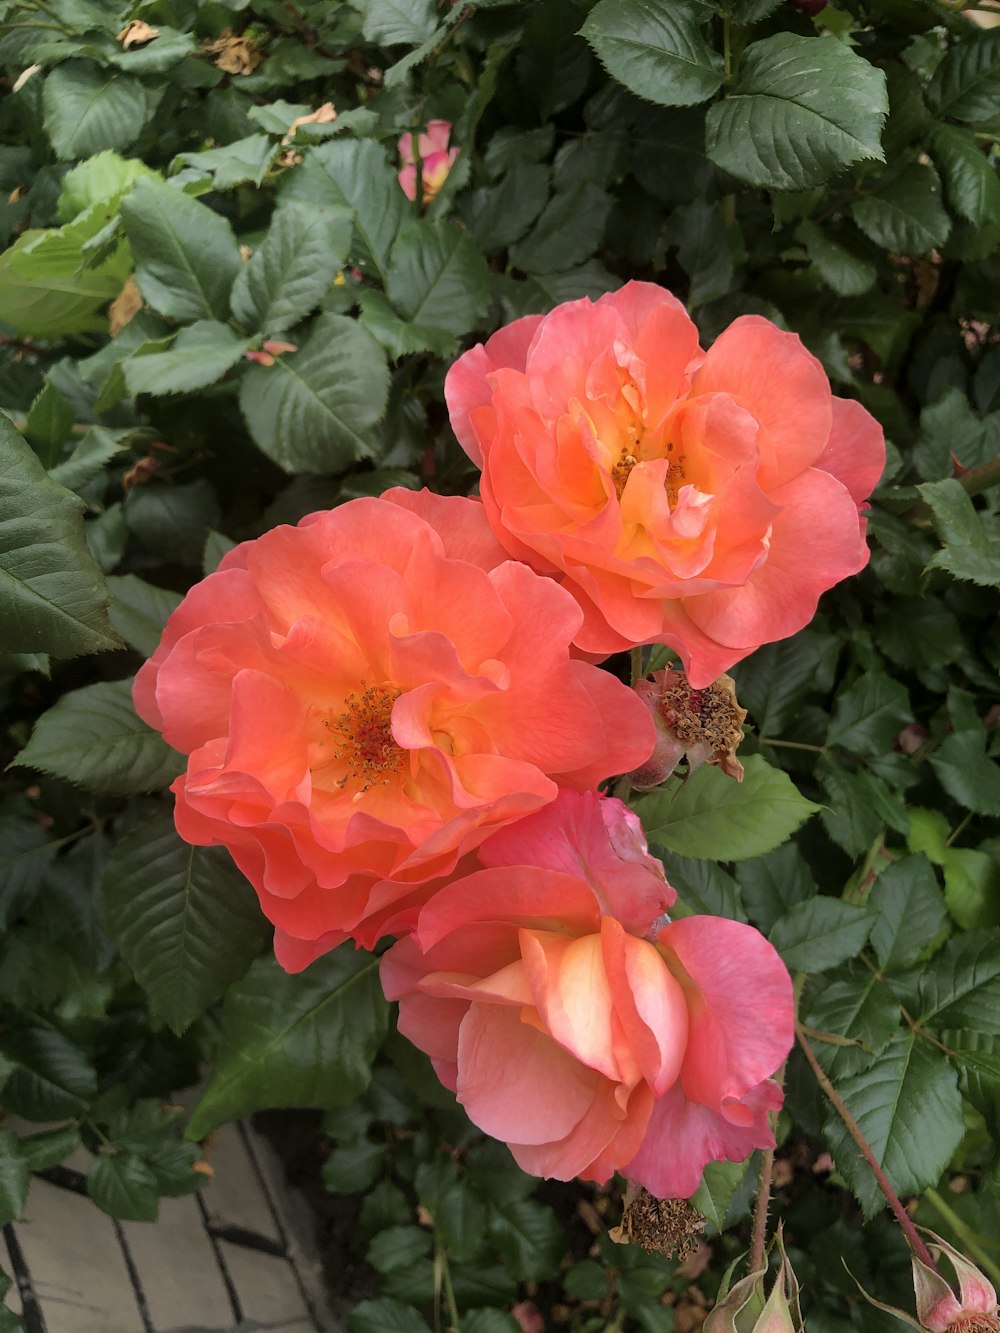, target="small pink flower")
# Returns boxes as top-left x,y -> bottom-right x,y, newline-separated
398,119 -> 459,204
381,790 -> 793,1197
